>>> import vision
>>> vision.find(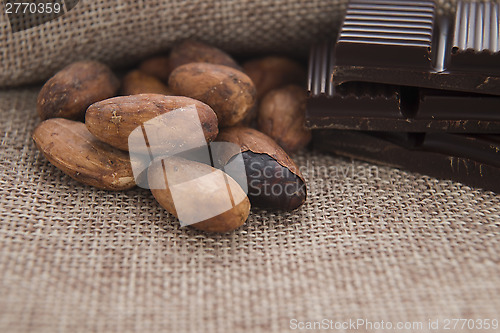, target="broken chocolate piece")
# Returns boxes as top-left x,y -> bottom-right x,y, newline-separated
313,130 -> 500,193
307,41 -> 500,132
330,0 -> 500,95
